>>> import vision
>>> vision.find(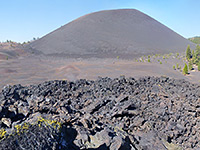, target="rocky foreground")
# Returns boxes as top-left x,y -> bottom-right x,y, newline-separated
0,76 -> 199,150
